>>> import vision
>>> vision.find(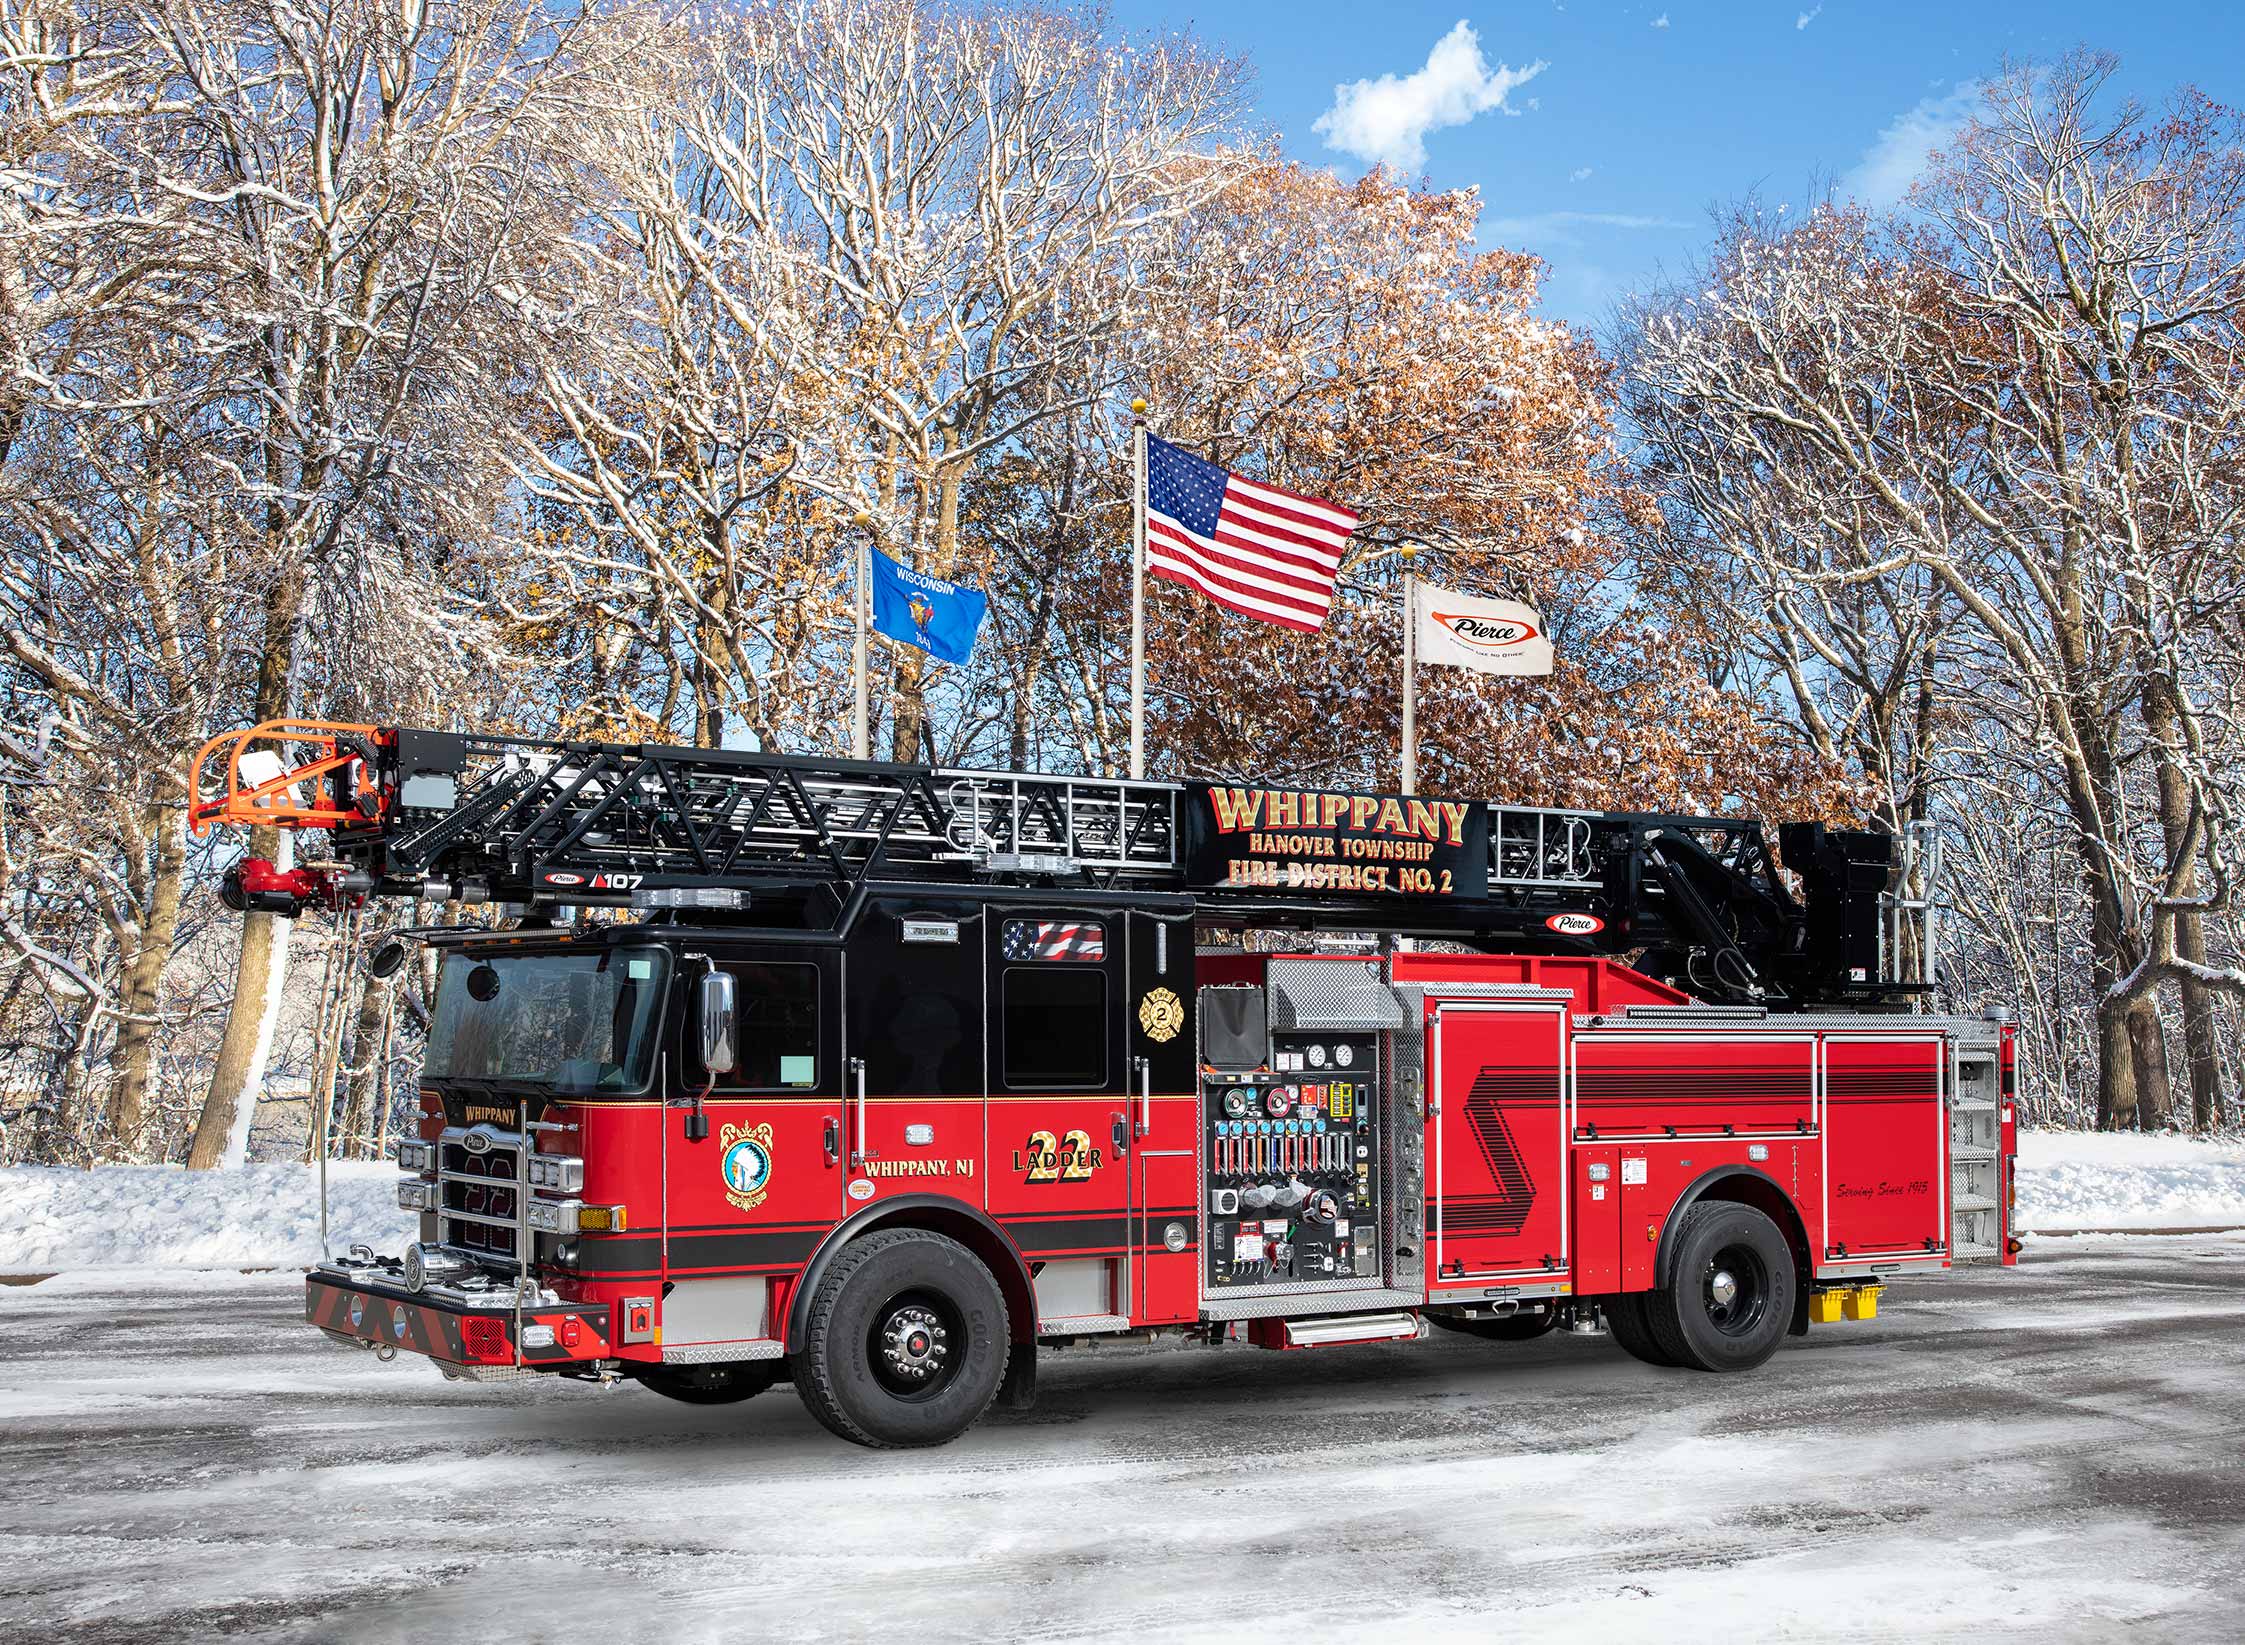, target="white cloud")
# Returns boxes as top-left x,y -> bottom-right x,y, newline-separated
1651,12 -> 1670,27
1844,81 -> 1981,207
1482,209 -> 1693,249
1796,5 -> 1822,27
1569,165 -> 1594,182
1313,21 -> 1548,171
